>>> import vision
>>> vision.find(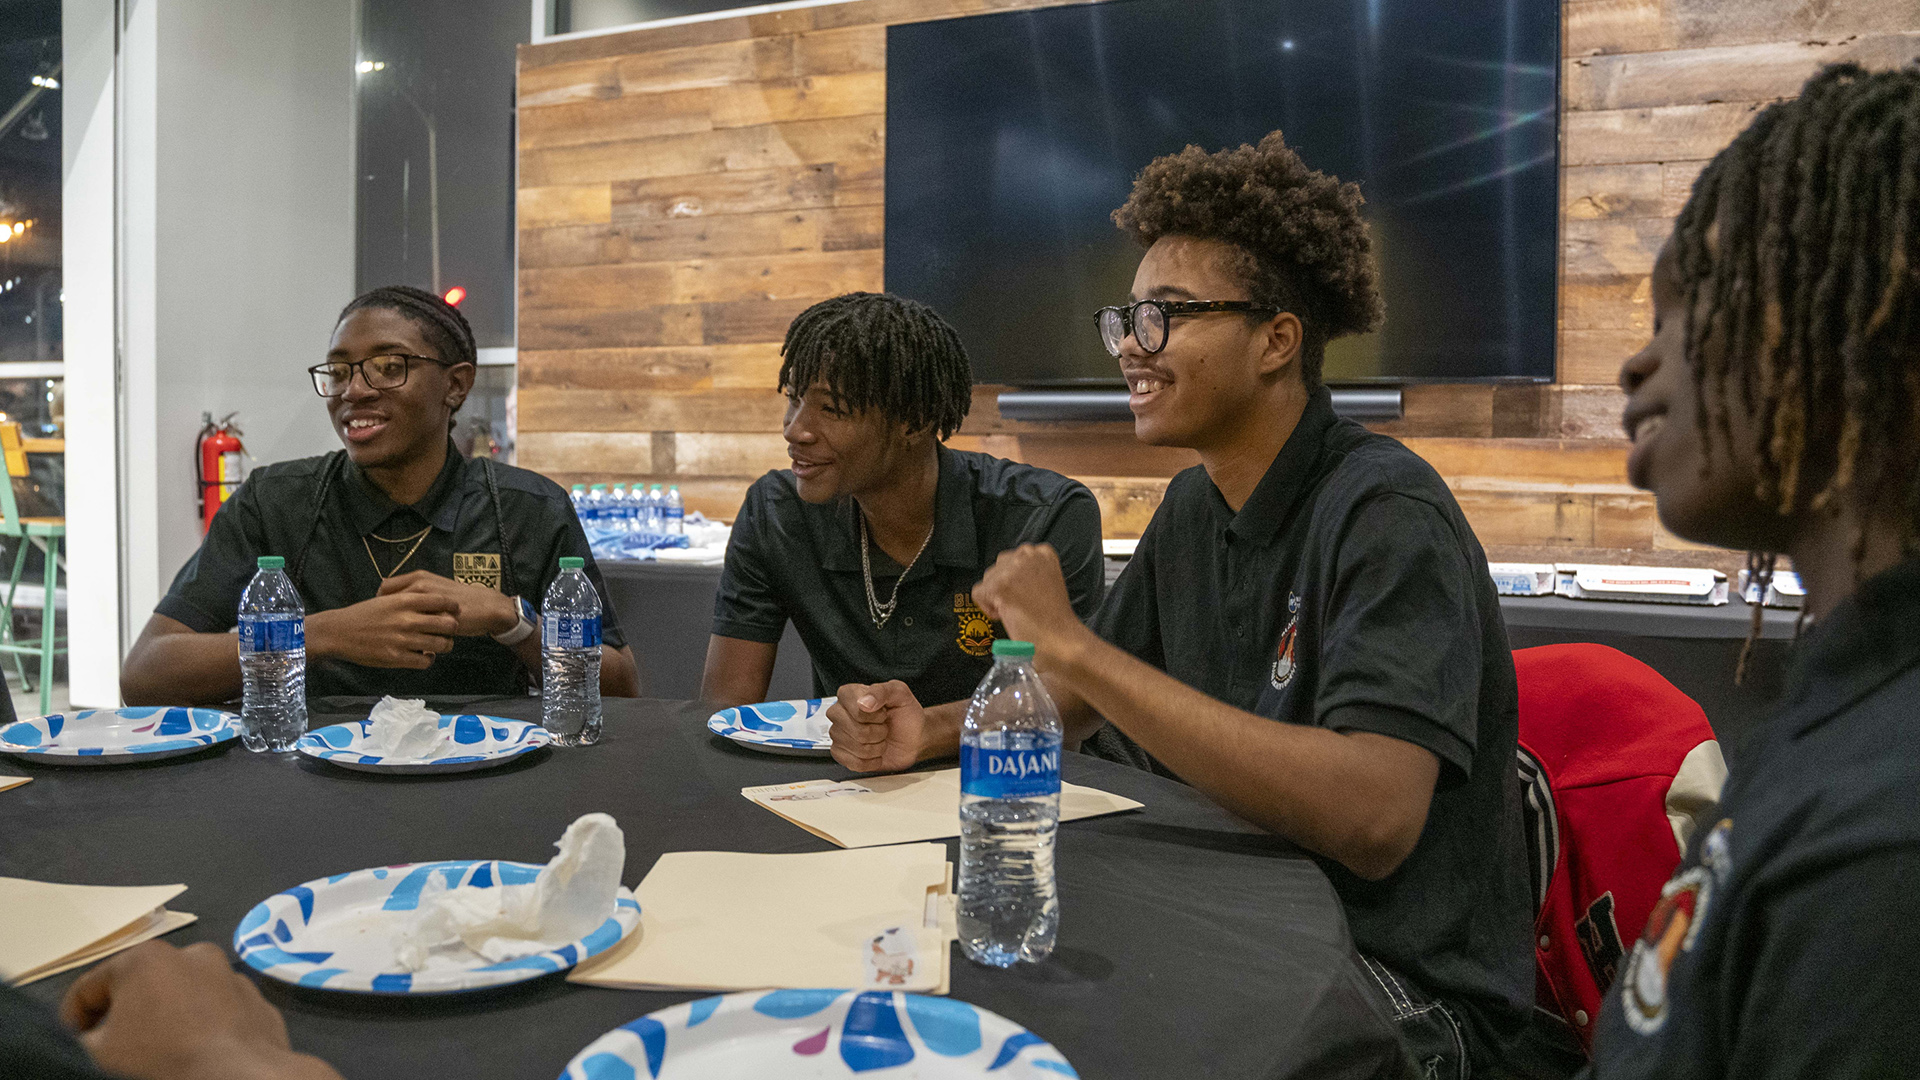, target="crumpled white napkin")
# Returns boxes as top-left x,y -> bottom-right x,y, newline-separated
395,813 -> 627,971
360,696 -> 449,760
